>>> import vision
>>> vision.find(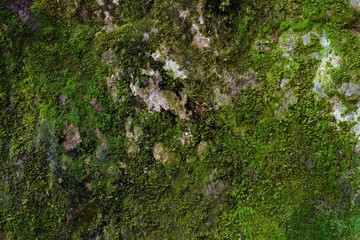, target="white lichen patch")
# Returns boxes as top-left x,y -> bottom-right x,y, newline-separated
190,23 -> 210,50
302,33 -> 312,45
279,33 -> 298,54
350,0 -> 360,10
196,2 -> 204,25
280,31 -> 318,58
130,77 -> 188,119
150,27 -> 159,34
151,44 -> 169,62
330,97 -> 348,122
330,97 -> 360,138
151,51 -> 162,61
143,32 -> 150,41
353,121 -> 360,138
313,31 -> 341,92
194,33 -> 211,50
141,67 -> 156,77
339,82 -> 360,98
153,142 -> 170,164
163,59 -> 187,79
179,9 -> 189,21
104,11 -> 113,23
131,79 -> 168,111
96,0 -> 104,6
280,78 -> 289,89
